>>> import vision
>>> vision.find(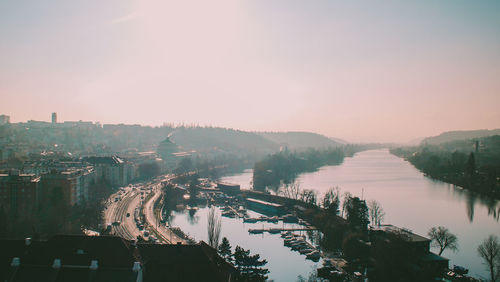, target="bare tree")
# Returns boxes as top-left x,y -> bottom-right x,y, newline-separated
428,226 -> 458,256
477,235 -> 500,282
300,189 -> 317,206
322,187 -> 340,215
280,180 -> 301,200
207,206 -> 221,249
341,192 -> 352,218
368,200 -> 385,226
